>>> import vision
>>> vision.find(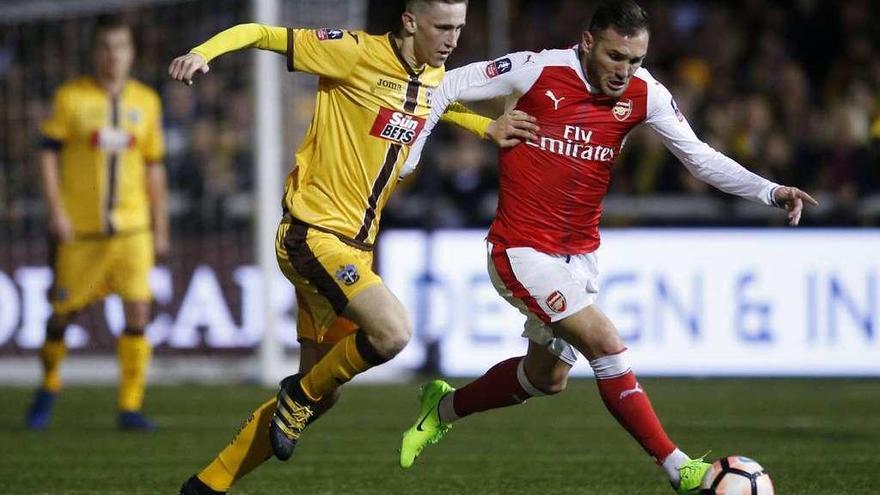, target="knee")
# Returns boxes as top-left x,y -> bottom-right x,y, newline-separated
46,314 -> 72,341
586,326 -> 625,359
125,304 -> 151,330
533,372 -> 568,396
362,314 -> 411,359
373,323 -> 411,358
526,367 -> 568,395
